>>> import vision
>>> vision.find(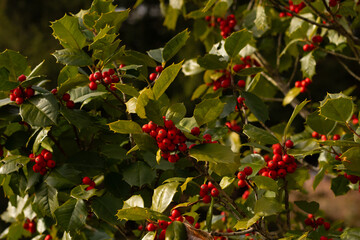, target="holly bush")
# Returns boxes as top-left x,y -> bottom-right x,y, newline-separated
0,0 -> 360,239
